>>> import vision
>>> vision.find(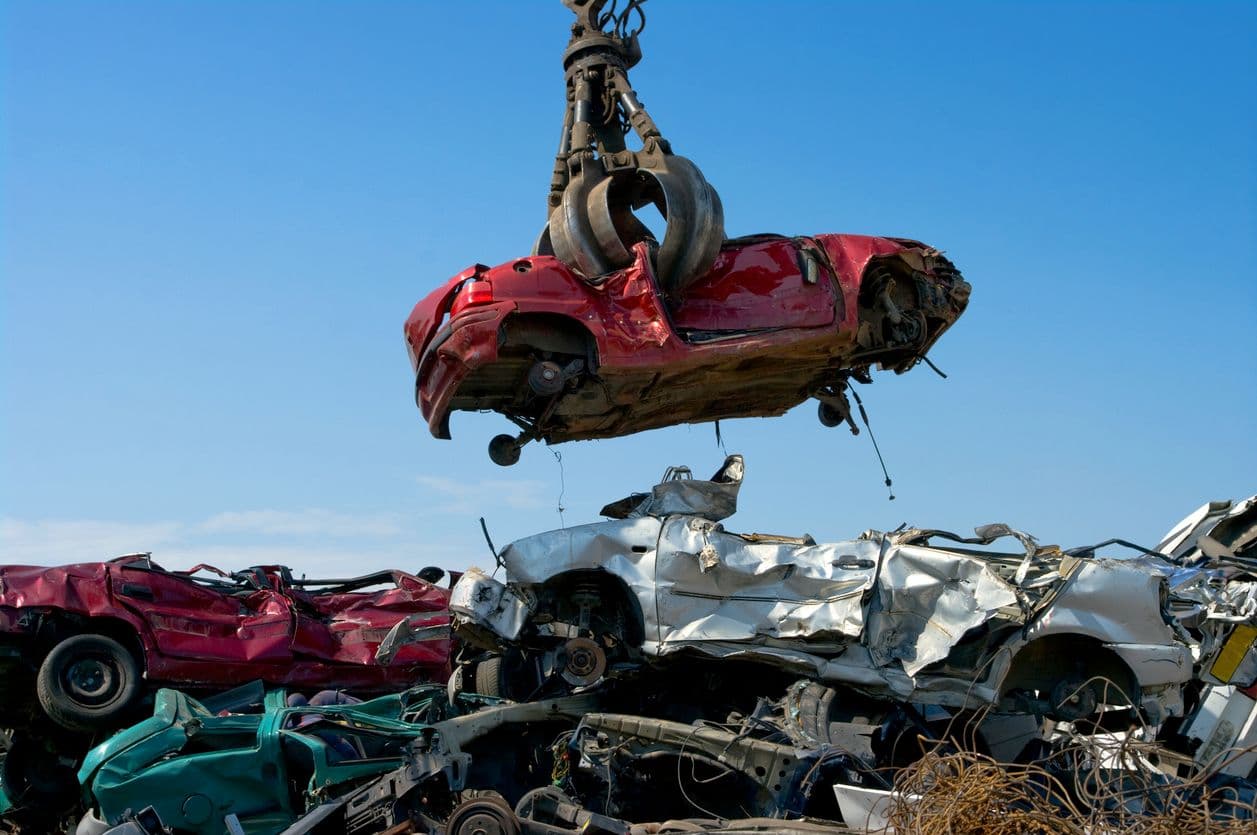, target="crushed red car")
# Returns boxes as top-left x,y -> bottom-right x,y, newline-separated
0,554 -> 452,731
405,233 -> 970,464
